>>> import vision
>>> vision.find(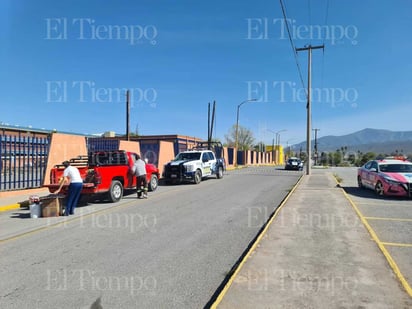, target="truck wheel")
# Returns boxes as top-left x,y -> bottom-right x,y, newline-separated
148,174 -> 158,191
216,166 -> 223,179
108,180 -> 123,203
194,170 -> 202,184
